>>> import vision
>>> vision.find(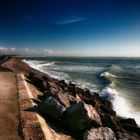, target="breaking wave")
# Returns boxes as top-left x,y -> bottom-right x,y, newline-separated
100,86 -> 140,125
100,71 -> 117,78
22,59 -> 55,70
100,67 -> 140,125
